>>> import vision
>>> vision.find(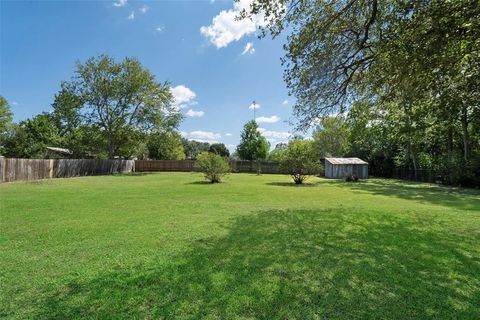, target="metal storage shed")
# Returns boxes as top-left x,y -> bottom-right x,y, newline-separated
324,158 -> 368,179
